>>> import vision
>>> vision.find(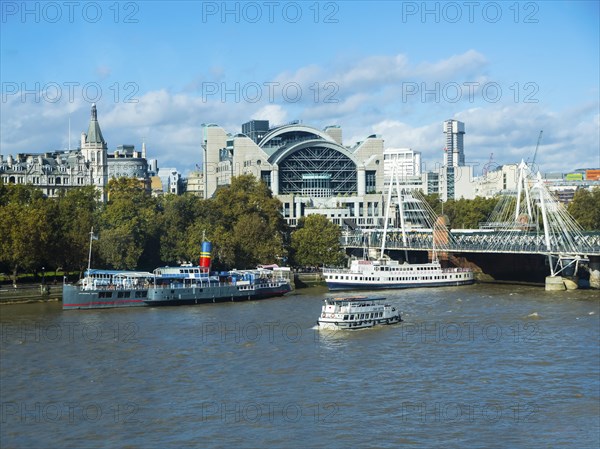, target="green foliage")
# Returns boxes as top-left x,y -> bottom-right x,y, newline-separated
99,178 -> 160,270
422,194 -> 499,229
158,193 -> 206,264
51,186 -> 99,272
449,196 -> 499,229
209,175 -> 287,269
422,193 -> 441,215
568,187 -> 600,230
0,184 -> 51,282
290,214 -> 346,267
